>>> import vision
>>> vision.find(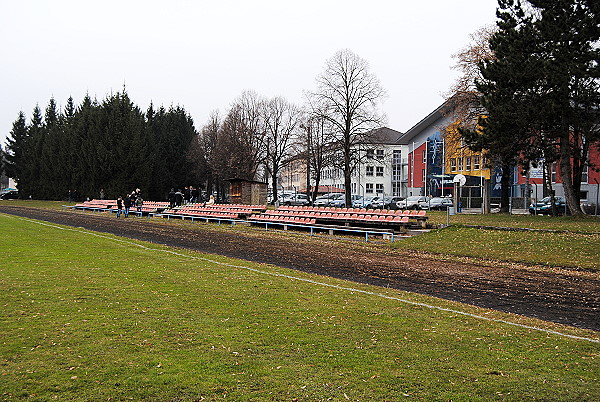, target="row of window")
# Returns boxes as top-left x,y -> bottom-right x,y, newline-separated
450,156 -> 482,172
366,166 -> 384,177
366,149 -> 385,159
365,183 -> 385,194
